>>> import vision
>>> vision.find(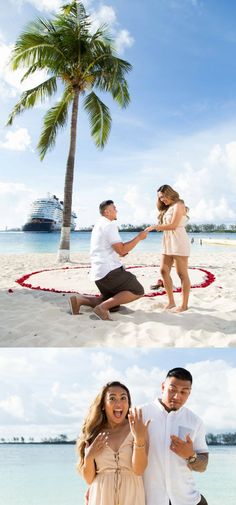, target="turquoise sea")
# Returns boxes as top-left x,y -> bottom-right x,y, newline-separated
0,444 -> 235,505
0,231 -> 236,254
